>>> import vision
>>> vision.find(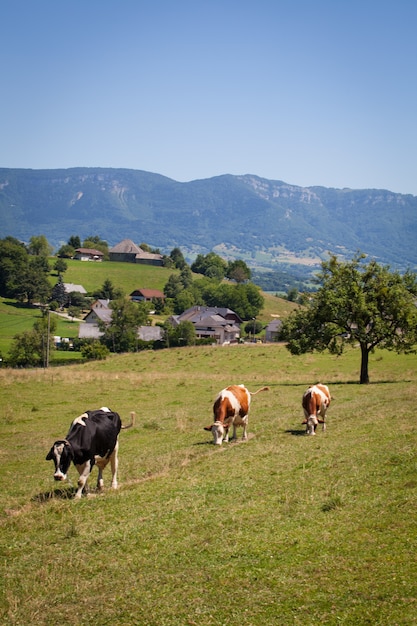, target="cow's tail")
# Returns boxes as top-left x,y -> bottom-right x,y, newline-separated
250,386 -> 269,396
121,412 -> 135,430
